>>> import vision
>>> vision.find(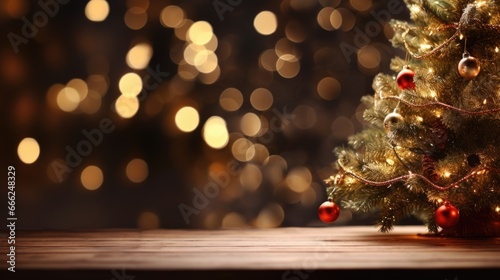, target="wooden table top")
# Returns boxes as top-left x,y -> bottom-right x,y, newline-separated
2,225 -> 500,279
